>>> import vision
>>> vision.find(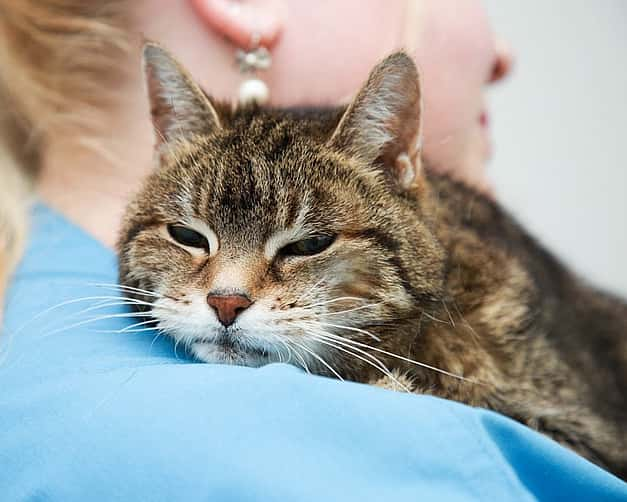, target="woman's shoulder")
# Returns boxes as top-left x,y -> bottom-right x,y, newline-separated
1,204 -> 624,502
